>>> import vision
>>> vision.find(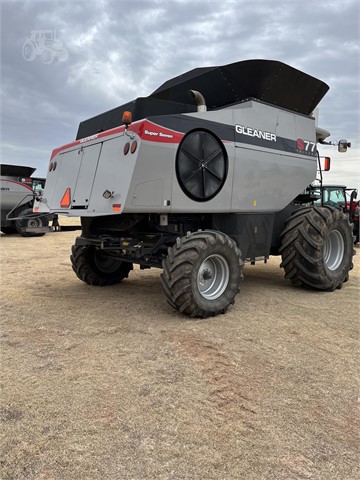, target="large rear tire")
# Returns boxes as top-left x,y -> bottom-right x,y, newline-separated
70,245 -> 133,286
160,230 -> 243,318
15,208 -> 48,237
280,206 -> 354,291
